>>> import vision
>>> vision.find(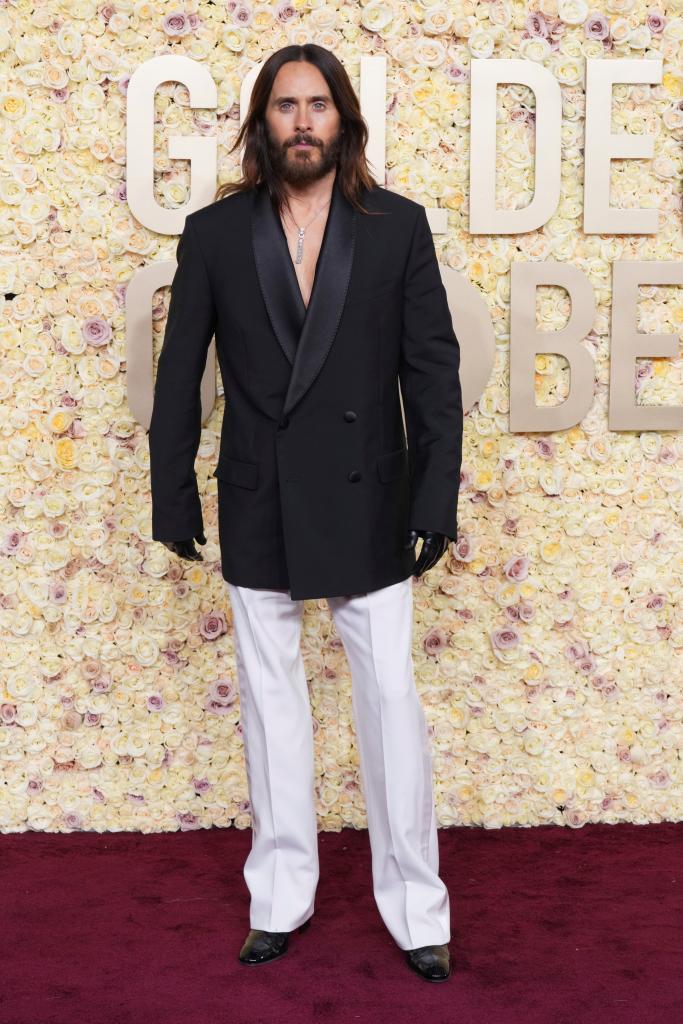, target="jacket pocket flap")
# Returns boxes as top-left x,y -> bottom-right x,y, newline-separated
213,455 -> 259,489
376,446 -> 408,483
